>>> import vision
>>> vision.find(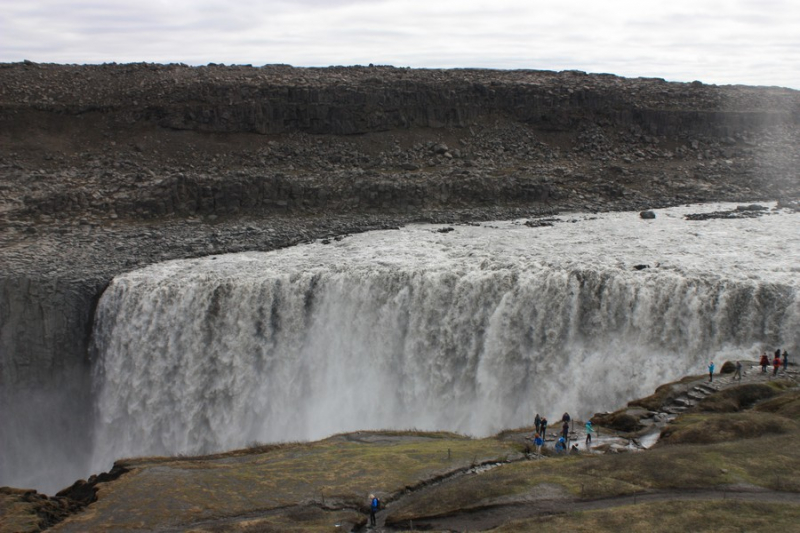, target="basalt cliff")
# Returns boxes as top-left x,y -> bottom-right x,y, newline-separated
1,62 -> 799,493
